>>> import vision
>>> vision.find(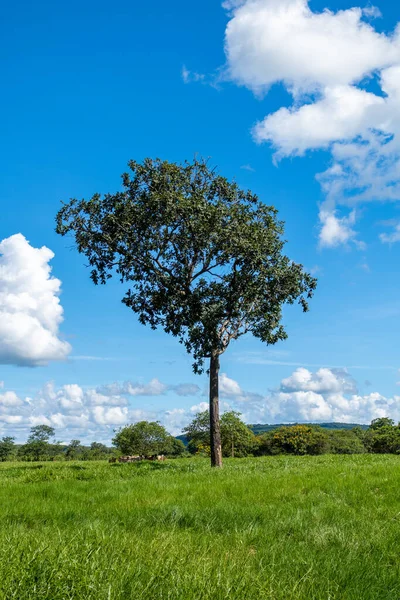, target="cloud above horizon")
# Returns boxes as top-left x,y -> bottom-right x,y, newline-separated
0,234 -> 71,366
224,0 -> 400,247
0,369 -> 399,443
